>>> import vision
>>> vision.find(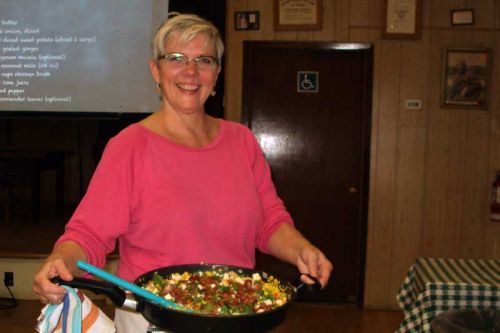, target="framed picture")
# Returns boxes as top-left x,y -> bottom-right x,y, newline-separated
382,0 -> 422,39
441,48 -> 492,110
450,9 -> 474,26
235,11 -> 260,31
274,0 -> 322,30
